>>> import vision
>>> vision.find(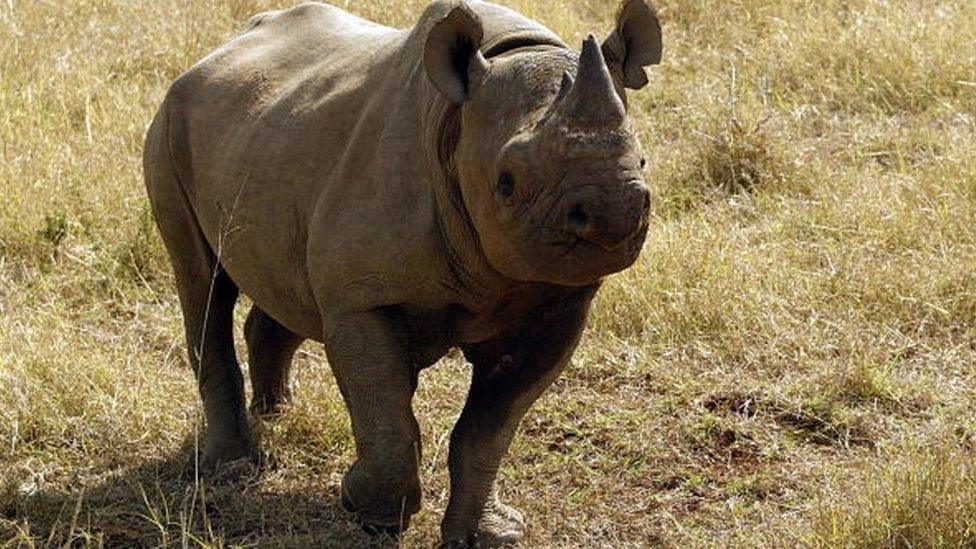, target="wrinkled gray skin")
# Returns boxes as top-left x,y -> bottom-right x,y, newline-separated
143,0 -> 661,545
